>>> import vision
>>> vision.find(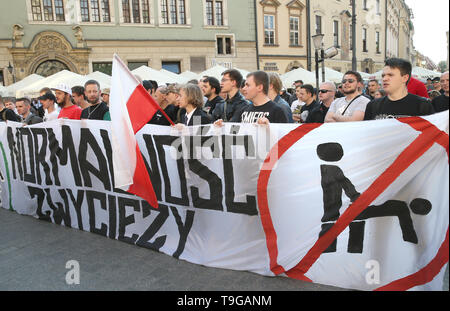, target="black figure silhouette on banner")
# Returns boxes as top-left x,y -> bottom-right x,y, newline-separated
317,143 -> 432,254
